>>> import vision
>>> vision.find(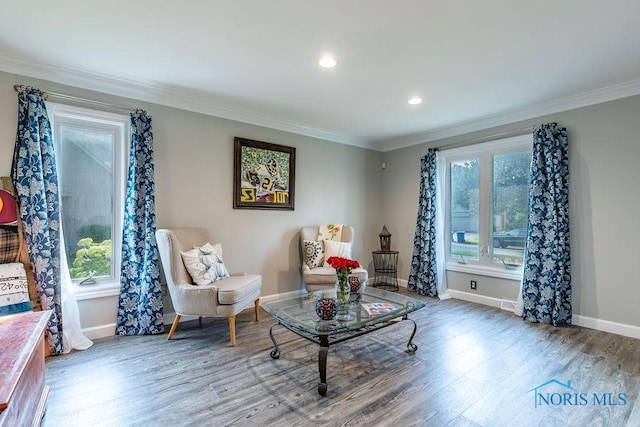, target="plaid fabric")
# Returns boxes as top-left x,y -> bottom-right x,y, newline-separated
0,225 -> 20,264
